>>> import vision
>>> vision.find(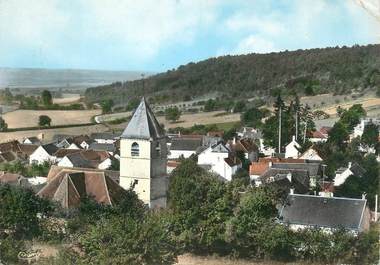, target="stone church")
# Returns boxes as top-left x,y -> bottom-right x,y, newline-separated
119,97 -> 168,208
